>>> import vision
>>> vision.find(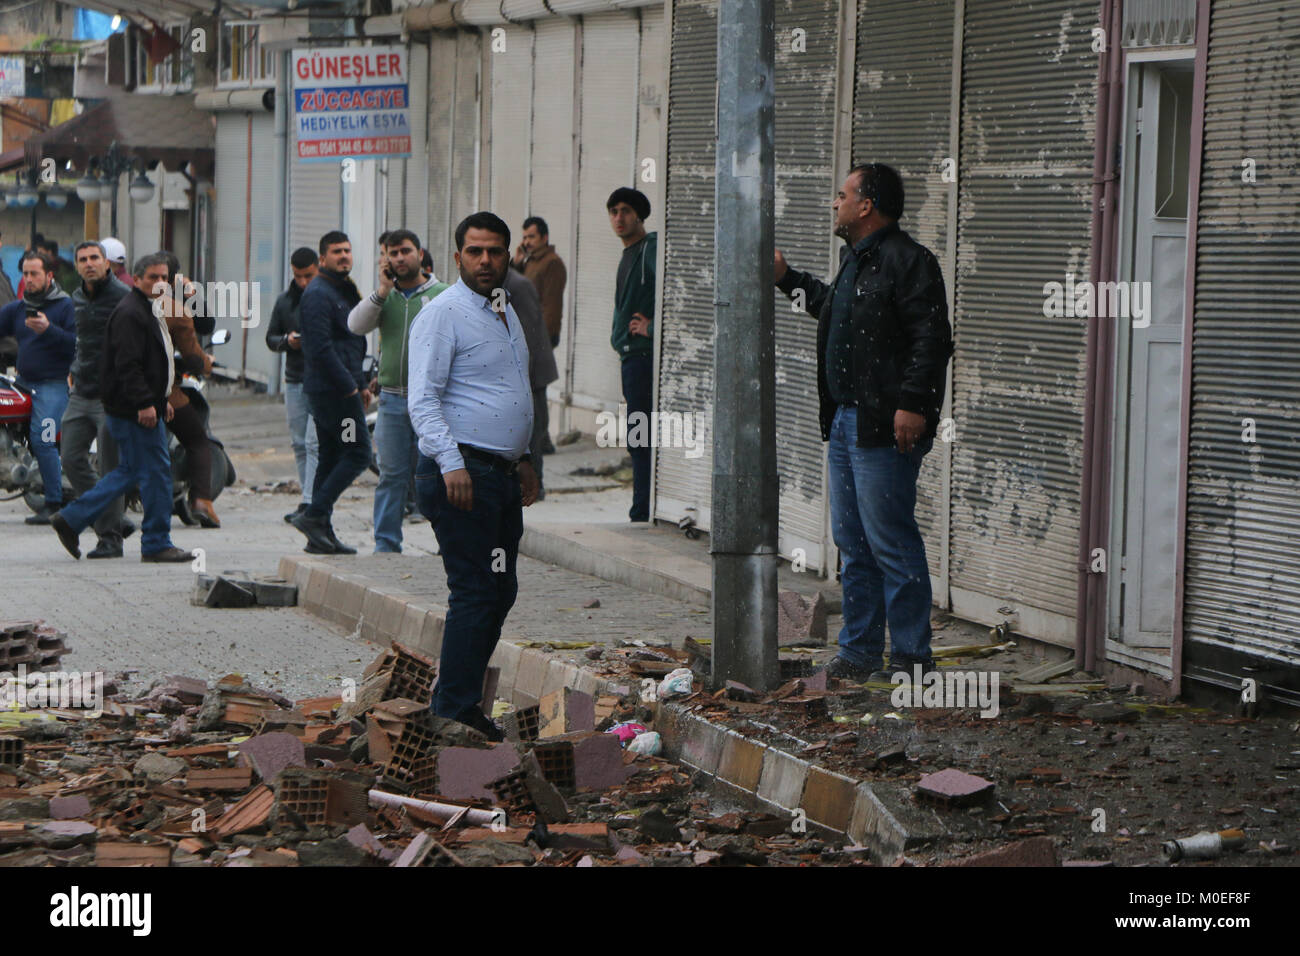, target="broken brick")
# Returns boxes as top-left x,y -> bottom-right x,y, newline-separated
573,733 -> 631,791
437,744 -> 521,802
917,768 -> 995,807
238,732 -> 306,782
537,687 -> 596,738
